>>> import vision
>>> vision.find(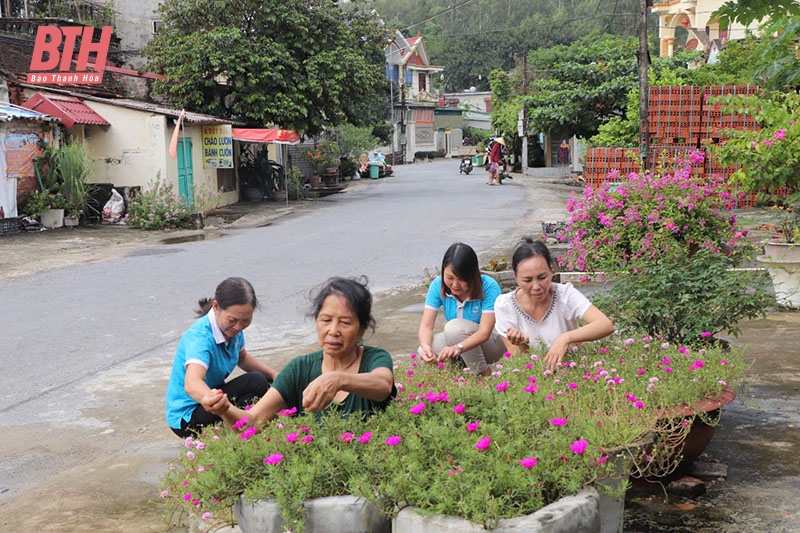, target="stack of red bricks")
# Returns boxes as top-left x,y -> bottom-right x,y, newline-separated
583,85 -> 764,207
